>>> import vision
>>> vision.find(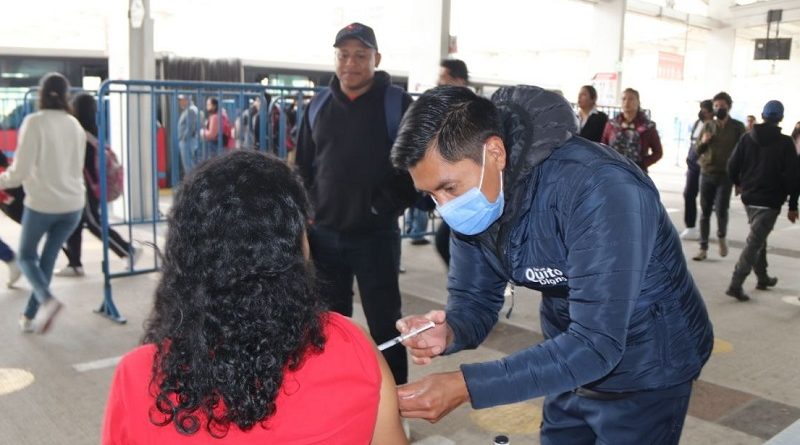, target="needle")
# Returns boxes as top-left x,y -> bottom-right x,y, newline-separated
378,320 -> 436,351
